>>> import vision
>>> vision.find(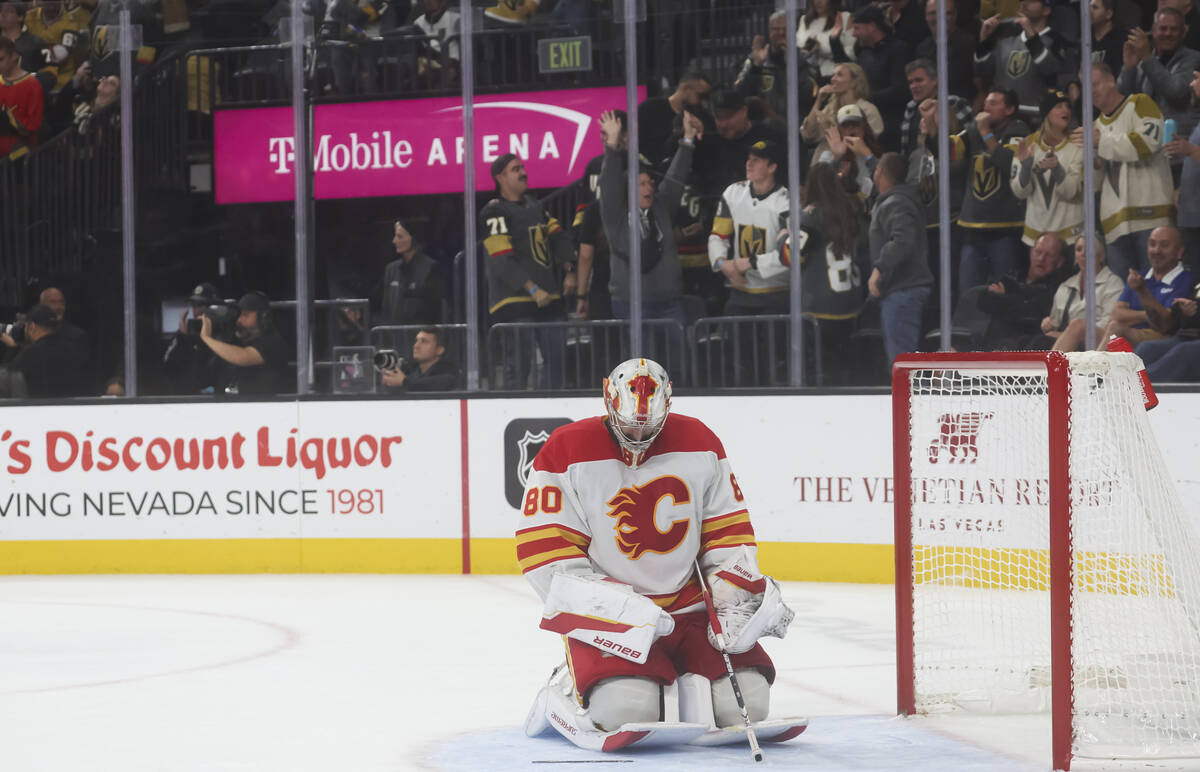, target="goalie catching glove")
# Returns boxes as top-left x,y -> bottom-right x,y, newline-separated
705,546 -> 794,654
539,572 -> 675,664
